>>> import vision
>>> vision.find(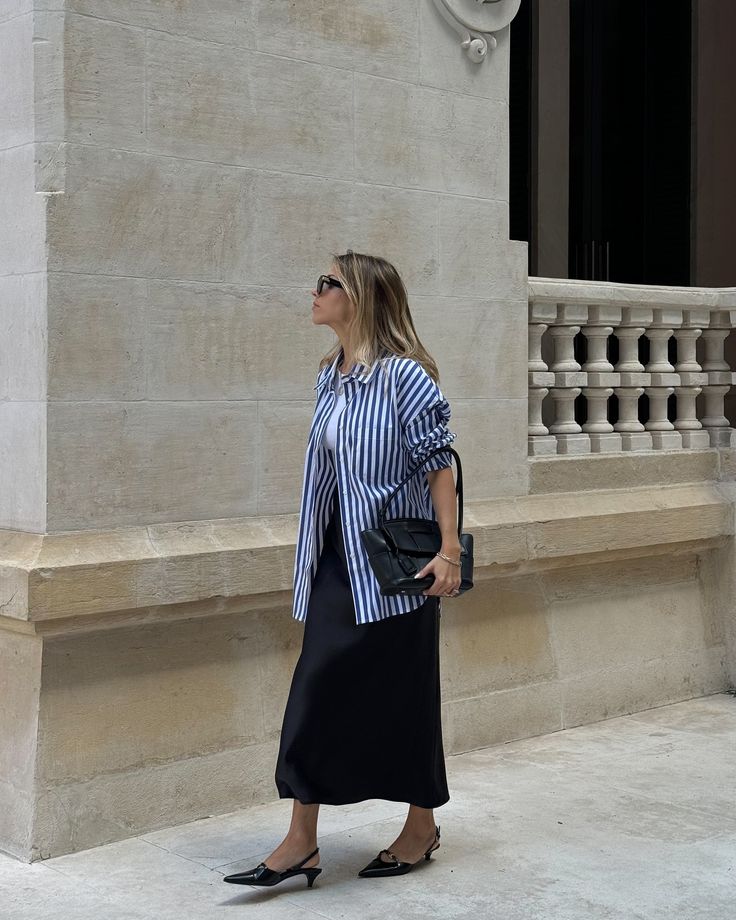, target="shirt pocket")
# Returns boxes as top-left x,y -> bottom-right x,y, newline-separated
356,423 -> 397,485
